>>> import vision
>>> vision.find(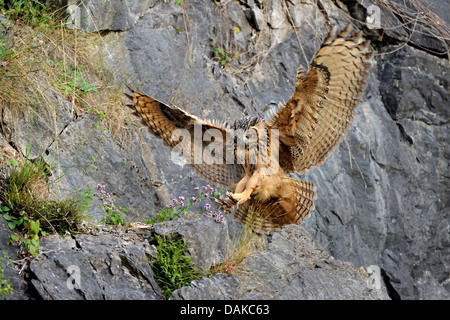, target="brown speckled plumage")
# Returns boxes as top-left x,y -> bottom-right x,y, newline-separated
126,24 -> 373,232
